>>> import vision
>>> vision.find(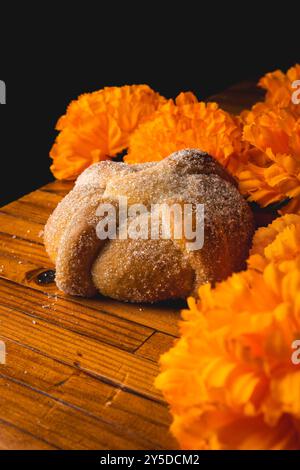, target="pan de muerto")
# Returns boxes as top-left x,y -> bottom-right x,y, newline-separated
44,149 -> 254,303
